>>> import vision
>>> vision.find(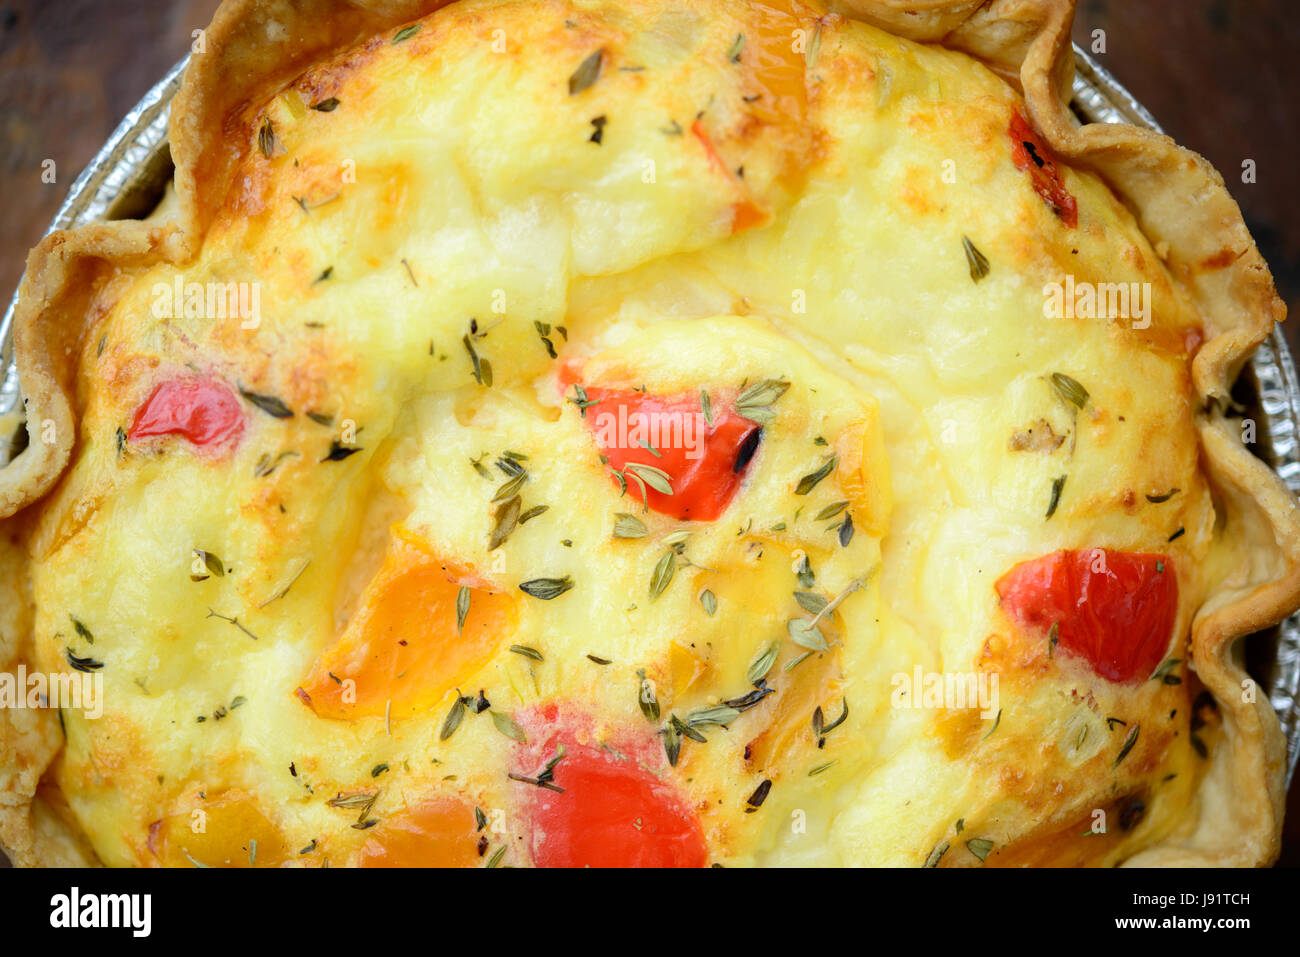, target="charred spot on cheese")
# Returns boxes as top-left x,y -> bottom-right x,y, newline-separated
1009,419 -> 1064,453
